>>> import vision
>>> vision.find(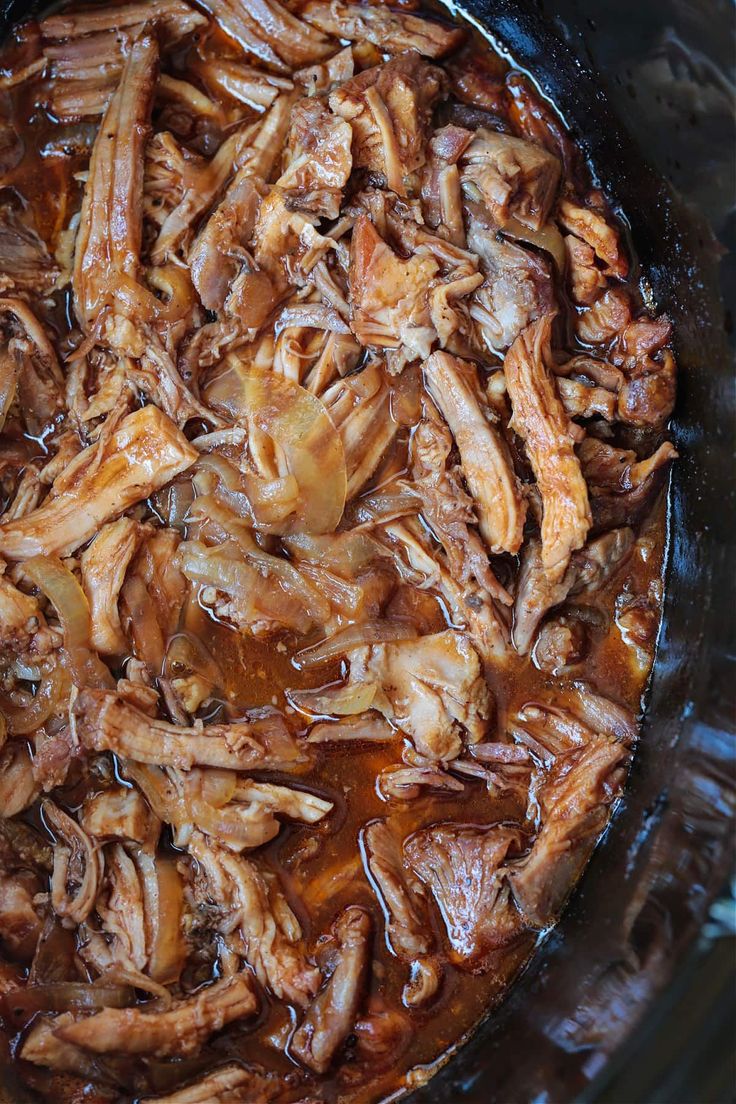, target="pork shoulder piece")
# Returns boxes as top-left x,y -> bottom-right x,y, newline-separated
330,52 -> 445,194
187,93 -> 296,314
55,971 -> 257,1057
557,198 -> 628,279
512,528 -> 635,654
201,0 -> 334,72
301,1 -> 465,59
0,406 -> 197,560
290,906 -> 371,1074
410,404 -> 511,605
361,819 -> 434,962
466,200 -> 555,351
349,630 -> 492,762
279,95 -> 353,220
405,823 -> 524,971
461,128 -> 561,231
423,351 -> 525,555
349,214 -> 438,359
73,689 -> 308,771
41,0 -> 206,41
188,833 -> 321,1005
508,734 -> 629,926
504,315 -> 591,581
80,517 -> 144,656
72,32 -> 158,333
